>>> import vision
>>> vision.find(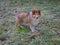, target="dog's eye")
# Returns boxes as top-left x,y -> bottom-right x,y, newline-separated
33,15 -> 35,16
